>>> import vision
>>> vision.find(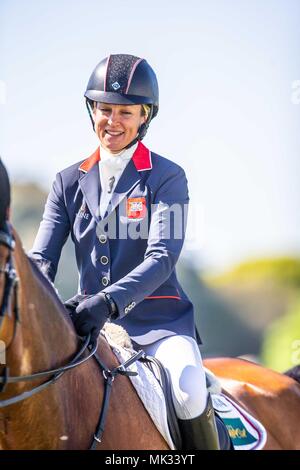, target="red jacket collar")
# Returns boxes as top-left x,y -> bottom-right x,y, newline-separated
78,147 -> 100,173
79,141 -> 152,173
132,141 -> 152,171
